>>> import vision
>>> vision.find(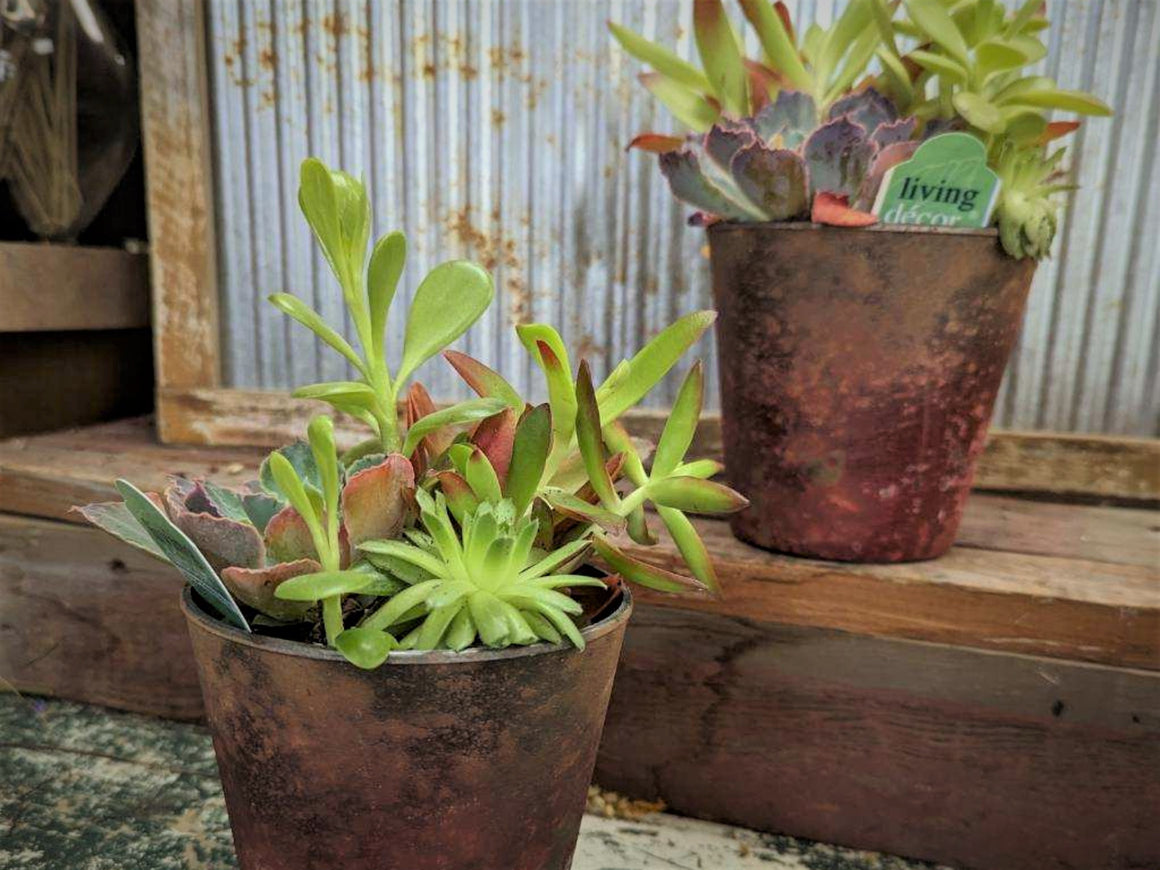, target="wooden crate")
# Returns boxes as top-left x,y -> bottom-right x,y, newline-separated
0,418 -> 1156,870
